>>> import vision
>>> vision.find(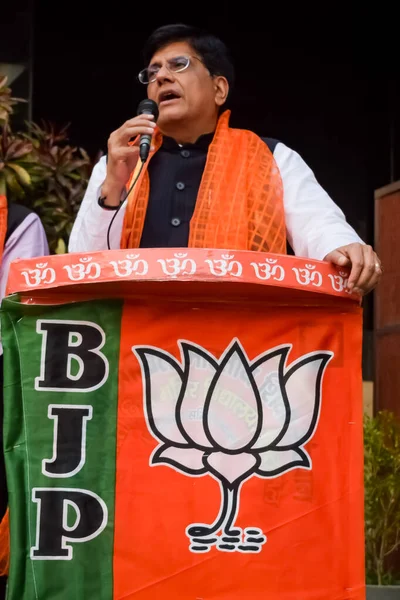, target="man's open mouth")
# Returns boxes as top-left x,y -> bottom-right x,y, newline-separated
159,91 -> 181,104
